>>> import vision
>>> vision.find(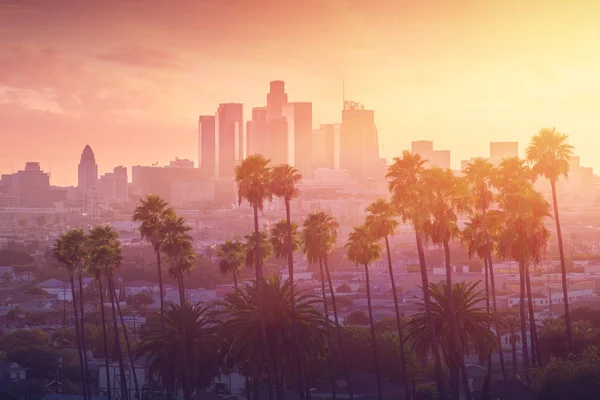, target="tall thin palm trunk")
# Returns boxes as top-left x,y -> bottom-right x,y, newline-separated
364,265 -> 383,400
487,255 -> 507,382
285,199 -> 306,400
318,260 -> 337,400
414,232 -> 446,399
109,276 -> 128,400
524,264 -> 540,367
443,241 -> 471,400
518,261 -> 530,384
177,272 -> 191,400
110,273 -> 140,400
154,249 -> 171,399
78,273 -> 92,400
98,278 -> 112,400
550,180 -> 572,352
70,275 -> 88,400
253,206 -> 274,400
324,257 -> 354,400
383,235 -> 410,400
